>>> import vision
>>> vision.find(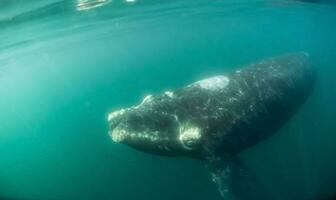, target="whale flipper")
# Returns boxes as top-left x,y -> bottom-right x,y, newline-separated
206,156 -> 272,200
